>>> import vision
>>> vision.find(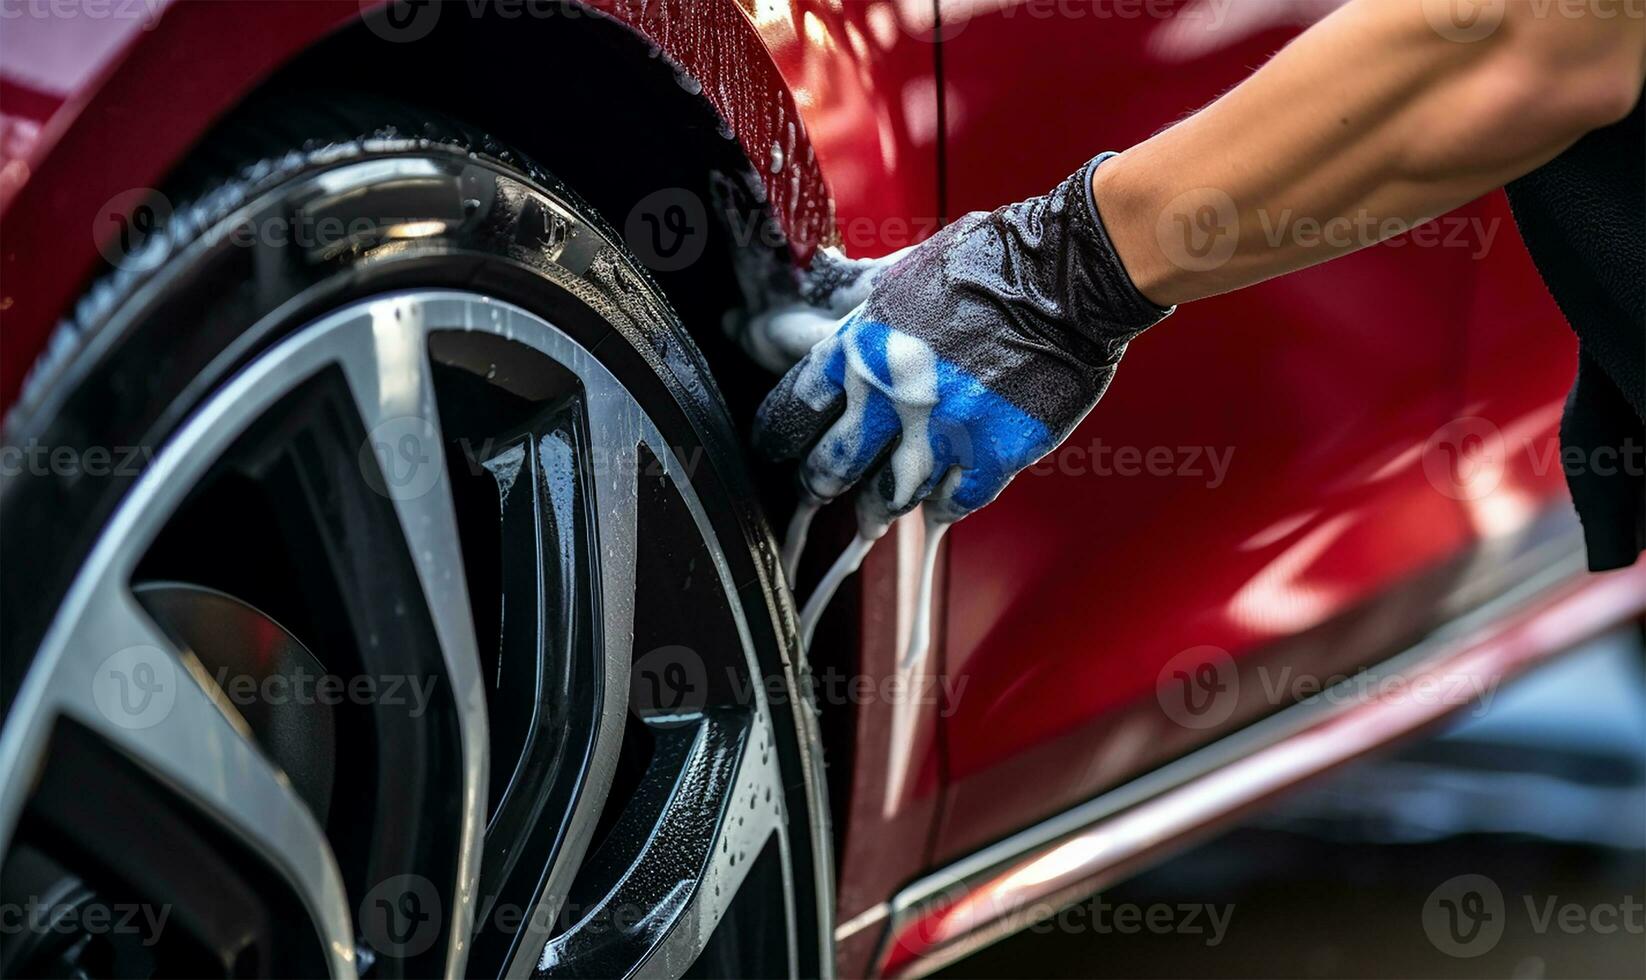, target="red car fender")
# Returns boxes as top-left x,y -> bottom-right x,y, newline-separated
0,0 -> 946,957
0,0 -> 930,410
